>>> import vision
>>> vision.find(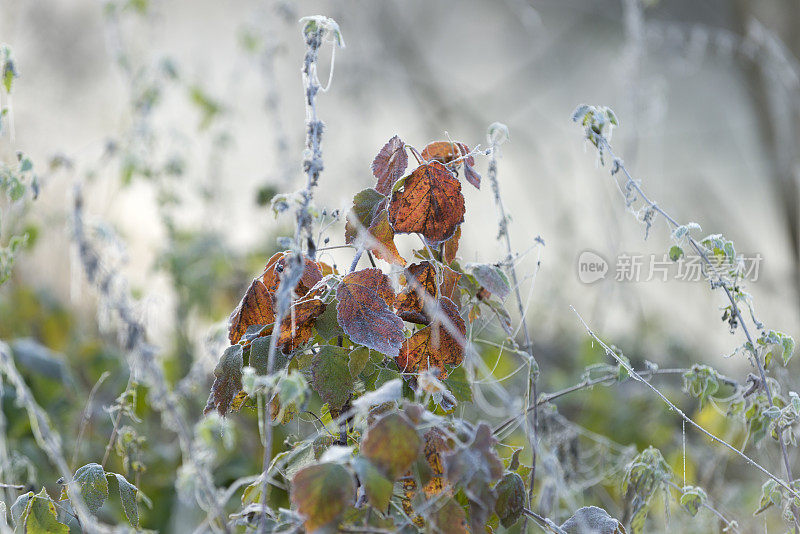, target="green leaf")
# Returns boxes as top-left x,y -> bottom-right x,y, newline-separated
679,485 -> 707,517
315,299 -> 344,341
353,458 -> 393,512
290,462 -> 355,532
73,463 -> 109,514
277,370 -> 309,408
348,346 -> 370,377
203,344 -> 244,416
560,506 -> 625,533
755,479 -> 781,515
249,336 -> 288,375
344,188 -> 385,244
112,473 -> 139,527
622,447 -> 671,533
443,365 -> 472,402
360,412 -> 421,480
311,345 -> 352,411
668,245 -> 683,261
682,364 -> 720,408
494,472 -> 525,528
10,491 -> 33,528
18,488 -> 69,534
